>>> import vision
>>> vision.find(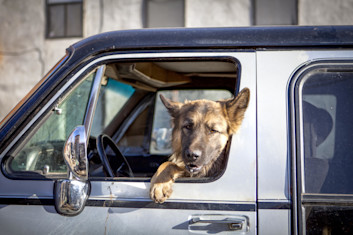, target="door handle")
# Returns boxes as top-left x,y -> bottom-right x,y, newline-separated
189,214 -> 249,232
